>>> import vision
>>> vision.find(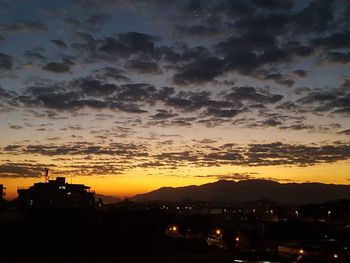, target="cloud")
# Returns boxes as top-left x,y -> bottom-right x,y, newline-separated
64,14 -> 109,31
0,86 -> 16,98
23,48 -> 47,62
92,67 -> 130,82
252,0 -> 294,9
0,52 -> 13,70
42,58 -> 74,73
125,59 -> 162,74
312,31 -> 350,49
195,172 -> 258,180
50,39 -> 67,48
224,86 -> 283,104
292,0 -> 335,33
0,162 -> 55,178
327,51 -> 350,64
3,141 -> 148,157
150,109 -> 178,119
339,129 -> 350,135
297,88 -> 350,114
173,56 -> 225,85
293,69 -> 307,77
176,24 -> 221,37
98,32 -> 159,58
9,124 -> 23,129
0,20 -> 47,33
